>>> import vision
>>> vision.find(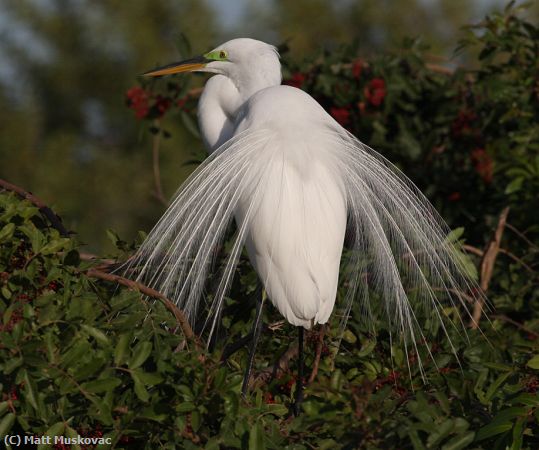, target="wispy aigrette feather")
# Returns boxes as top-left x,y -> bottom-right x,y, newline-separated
126,38 -> 484,377
125,120 -> 482,362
